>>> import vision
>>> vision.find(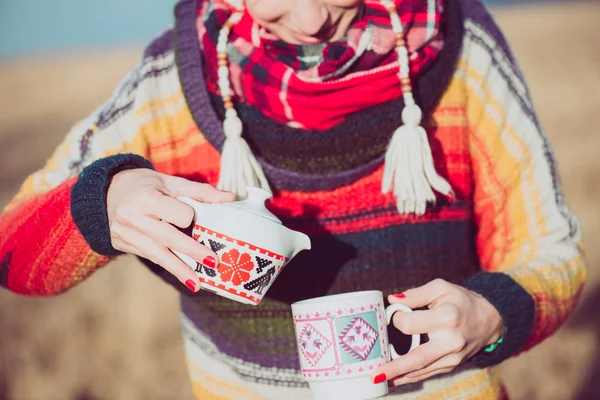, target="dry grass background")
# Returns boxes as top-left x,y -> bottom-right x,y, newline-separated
1,3 -> 599,399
